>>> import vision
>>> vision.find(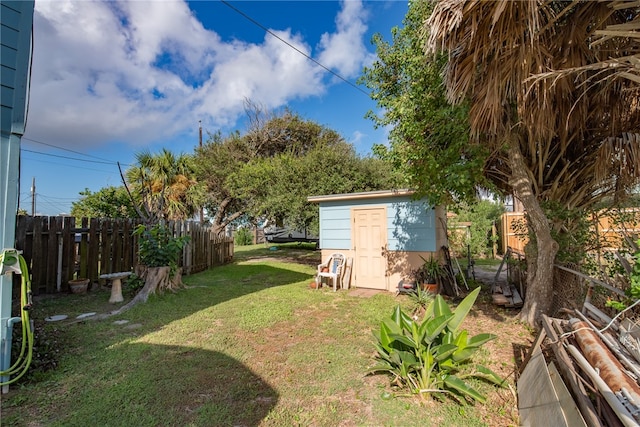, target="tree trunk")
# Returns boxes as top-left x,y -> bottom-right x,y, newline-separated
508,145 -> 559,327
94,266 -> 183,319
